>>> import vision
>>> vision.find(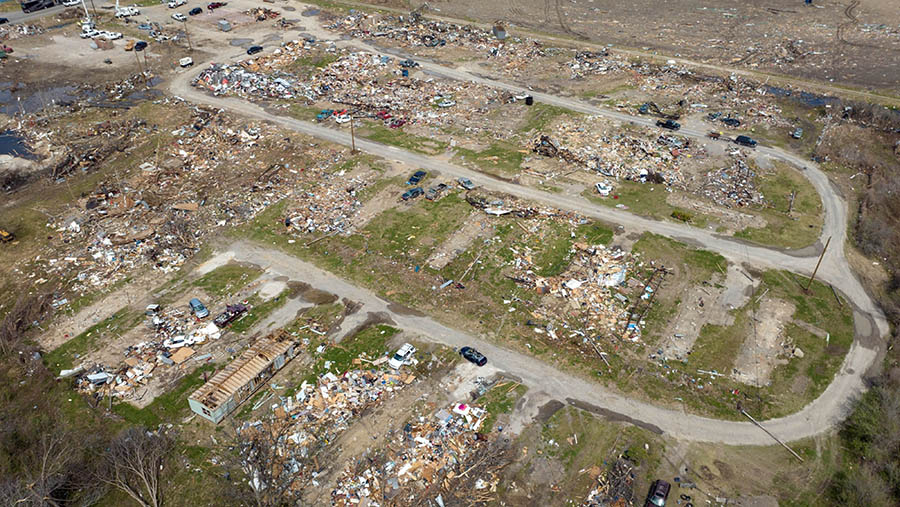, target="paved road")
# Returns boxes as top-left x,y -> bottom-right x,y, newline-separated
167,46 -> 888,444
4,4 -> 68,24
